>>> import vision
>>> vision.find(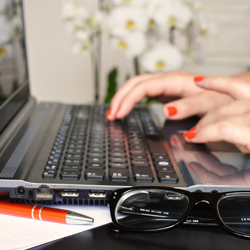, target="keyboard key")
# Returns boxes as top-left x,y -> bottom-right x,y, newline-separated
66,149 -> 82,154
157,172 -> 178,183
85,169 -> 105,181
110,169 -> 129,182
65,154 -> 82,159
62,165 -> 82,171
156,166 -> 175,173
154,160 -> 171,166
130,150 -> 147,156
109,157 -> 127,163
109,152 -> 127,157
43,170 -> 56,179
132,160 -> 150,166
153,155 -> 170,161
88,147 -> 105,153
45,165 -> 57,170
86,163 -> 106,169
133,166 -> 154,182
87,153 -> 105,158
64,159 -> 82,165
109,163 -> 128,168
60,171 -> 81,180
131,155 -> 148,161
